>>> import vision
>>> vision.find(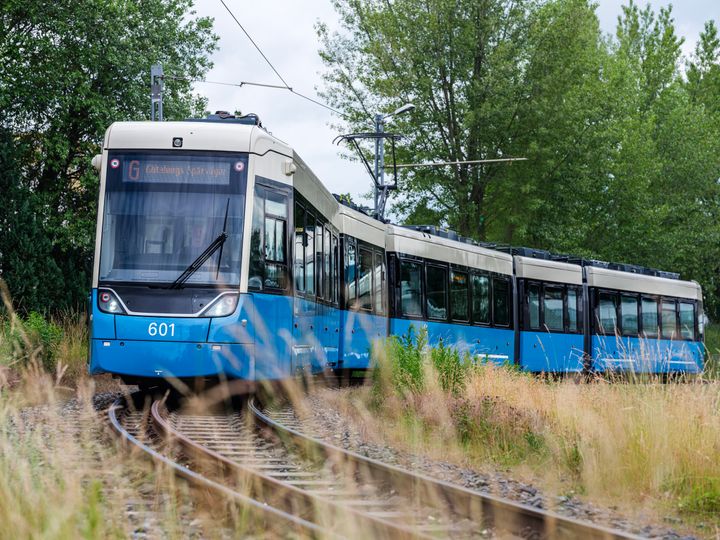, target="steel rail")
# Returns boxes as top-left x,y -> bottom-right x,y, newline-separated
250,398 -> 642,540
107,393 -> 325,538
149,400 -> 429,539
